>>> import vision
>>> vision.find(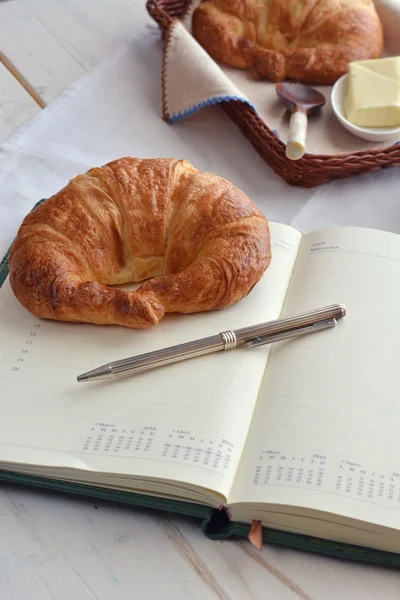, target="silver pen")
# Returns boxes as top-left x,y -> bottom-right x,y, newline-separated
77,303 -> 346,383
